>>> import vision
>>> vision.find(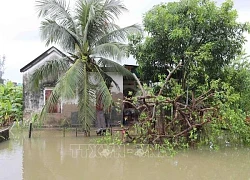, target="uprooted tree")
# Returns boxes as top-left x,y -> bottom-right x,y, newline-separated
123,62 -> 250,149
123,63 -> 216,146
